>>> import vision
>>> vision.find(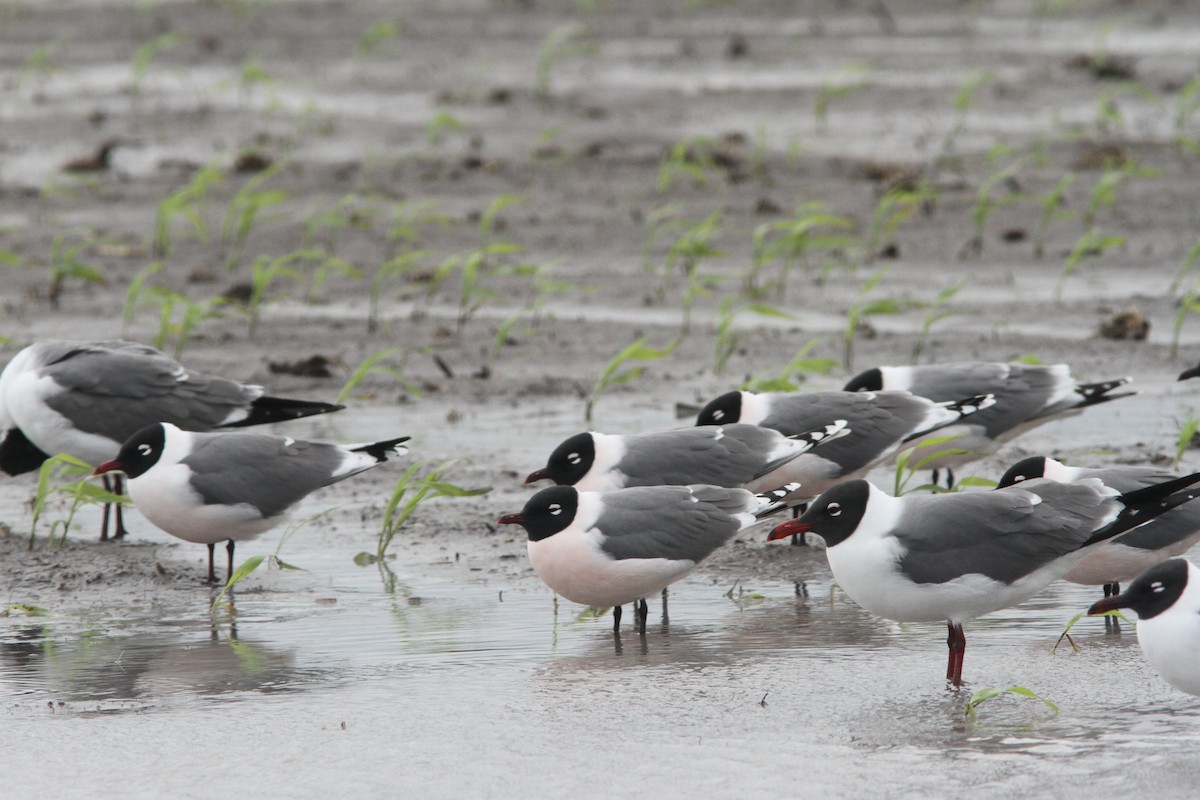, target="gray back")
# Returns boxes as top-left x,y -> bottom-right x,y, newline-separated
596,485 -> 745,562
620,425 -> 789,488
901,363 -> 1063,438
